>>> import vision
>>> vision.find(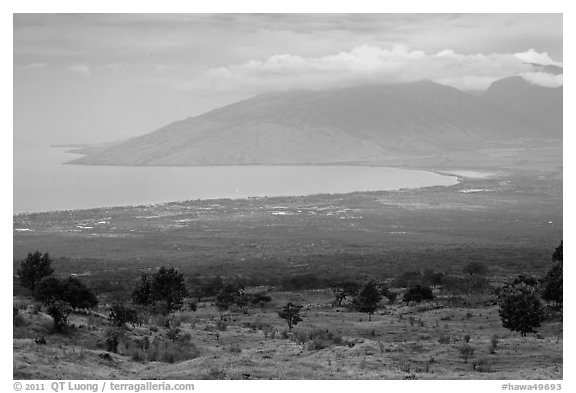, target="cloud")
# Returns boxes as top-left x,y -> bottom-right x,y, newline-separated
187,45 -> 562,93
514,49 -> 563,66
519,72 -> 563,88
69,63 -> 91,77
